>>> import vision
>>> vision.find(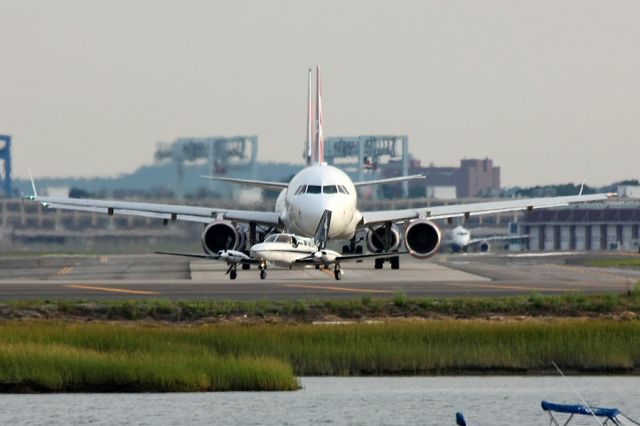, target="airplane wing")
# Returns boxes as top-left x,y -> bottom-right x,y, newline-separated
466,234 -> 529,246
353,175 -> 425,187
155,251 -> 262,264
200,175 -> 288,190
359,193 -> 616,227
30,195 -> 283,227
294,250 -> 408,264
